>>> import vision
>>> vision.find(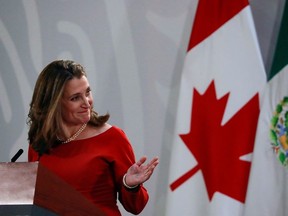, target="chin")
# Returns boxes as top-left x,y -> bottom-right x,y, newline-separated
84,115 -> 91,123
